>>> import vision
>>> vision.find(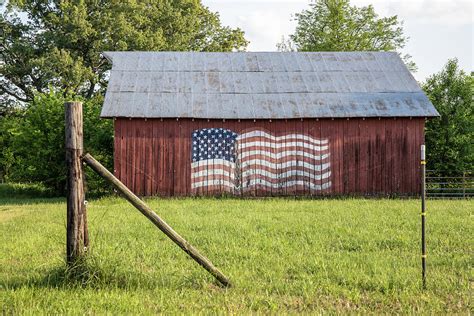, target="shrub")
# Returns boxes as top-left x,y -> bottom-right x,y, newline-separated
6,92 -> 113,196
